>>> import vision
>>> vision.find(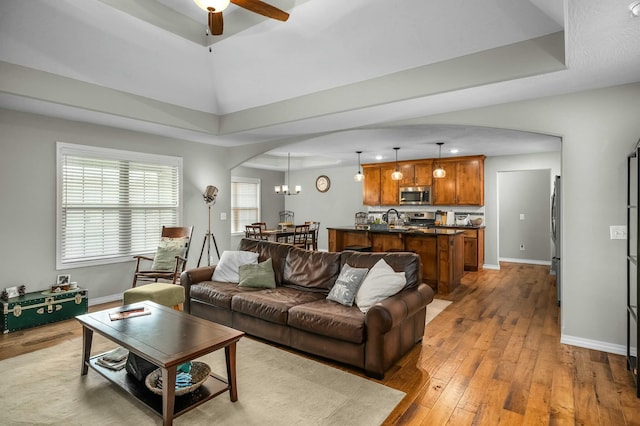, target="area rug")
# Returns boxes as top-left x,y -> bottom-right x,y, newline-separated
426,298 -> 453,324
0,335 -> 405,425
